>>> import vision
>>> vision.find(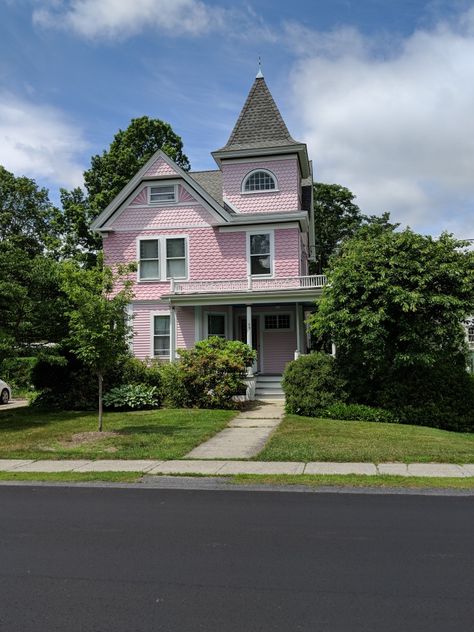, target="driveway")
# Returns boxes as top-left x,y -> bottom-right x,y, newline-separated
0,398 -> 28,411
